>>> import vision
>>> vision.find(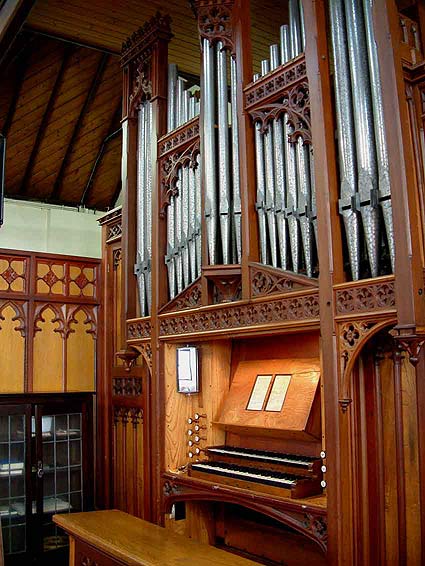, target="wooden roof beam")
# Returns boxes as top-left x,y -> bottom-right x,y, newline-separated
19,44 -> 75,195
1,40 -> 31,137
50,52 -> 109,200
0,0 -> 36,70
79,98 -> 122,206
